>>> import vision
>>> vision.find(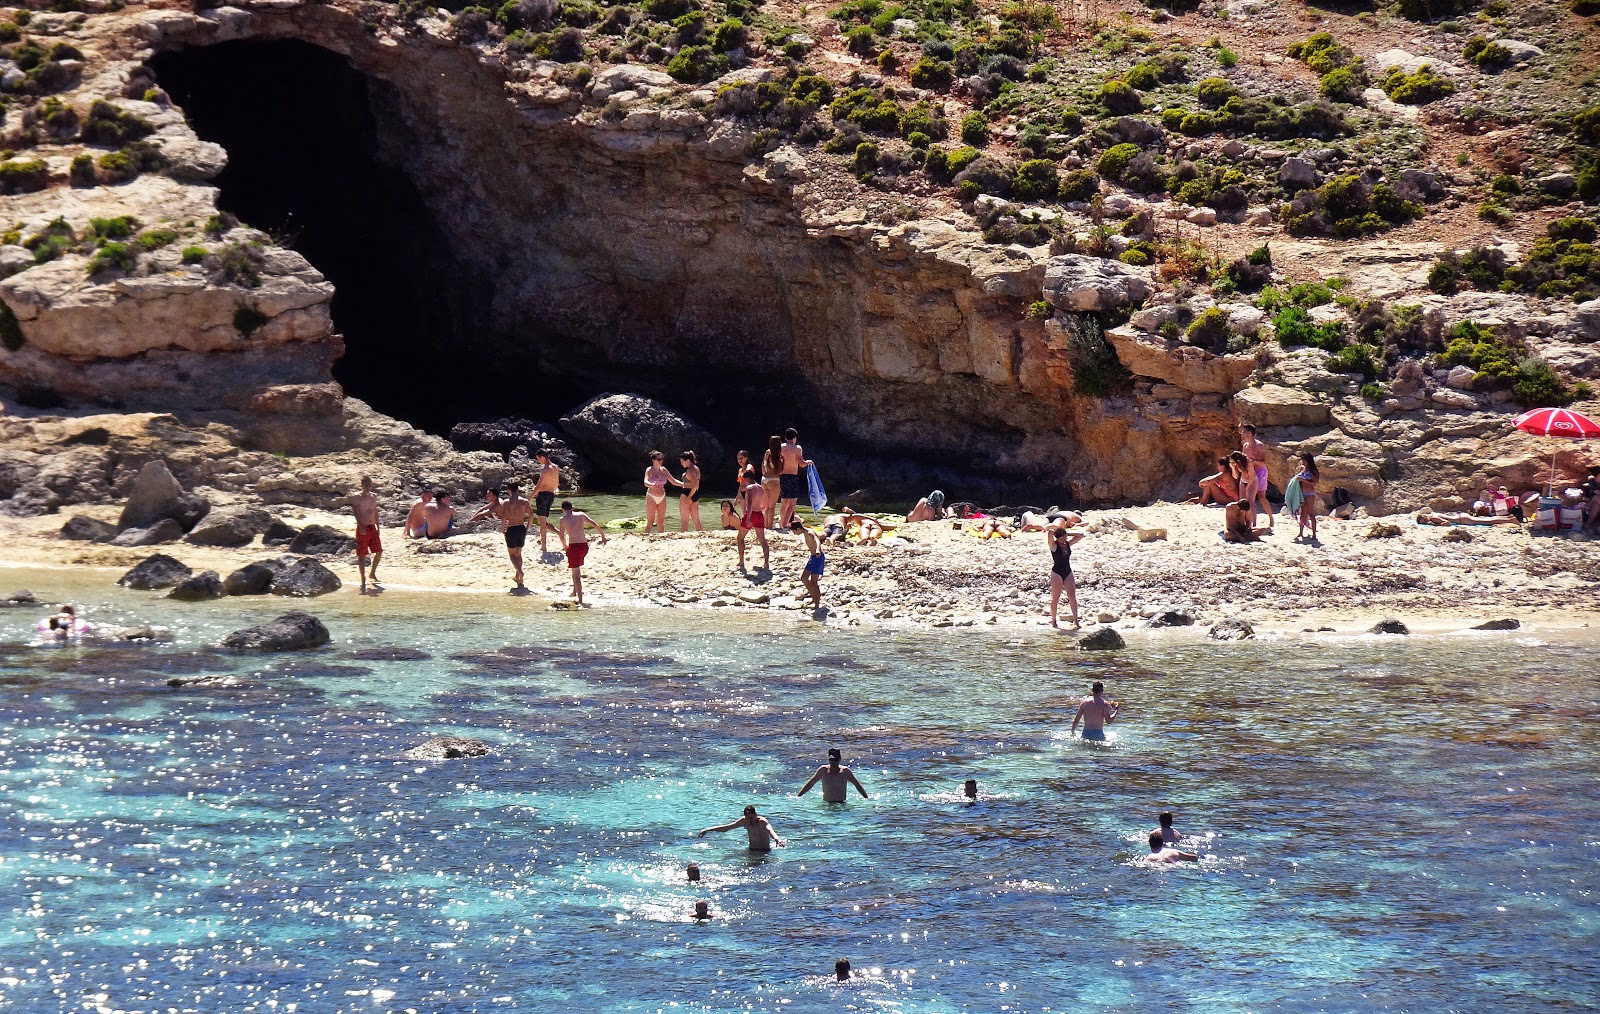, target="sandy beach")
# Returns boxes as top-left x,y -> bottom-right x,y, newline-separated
7,495 -> 1597,637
